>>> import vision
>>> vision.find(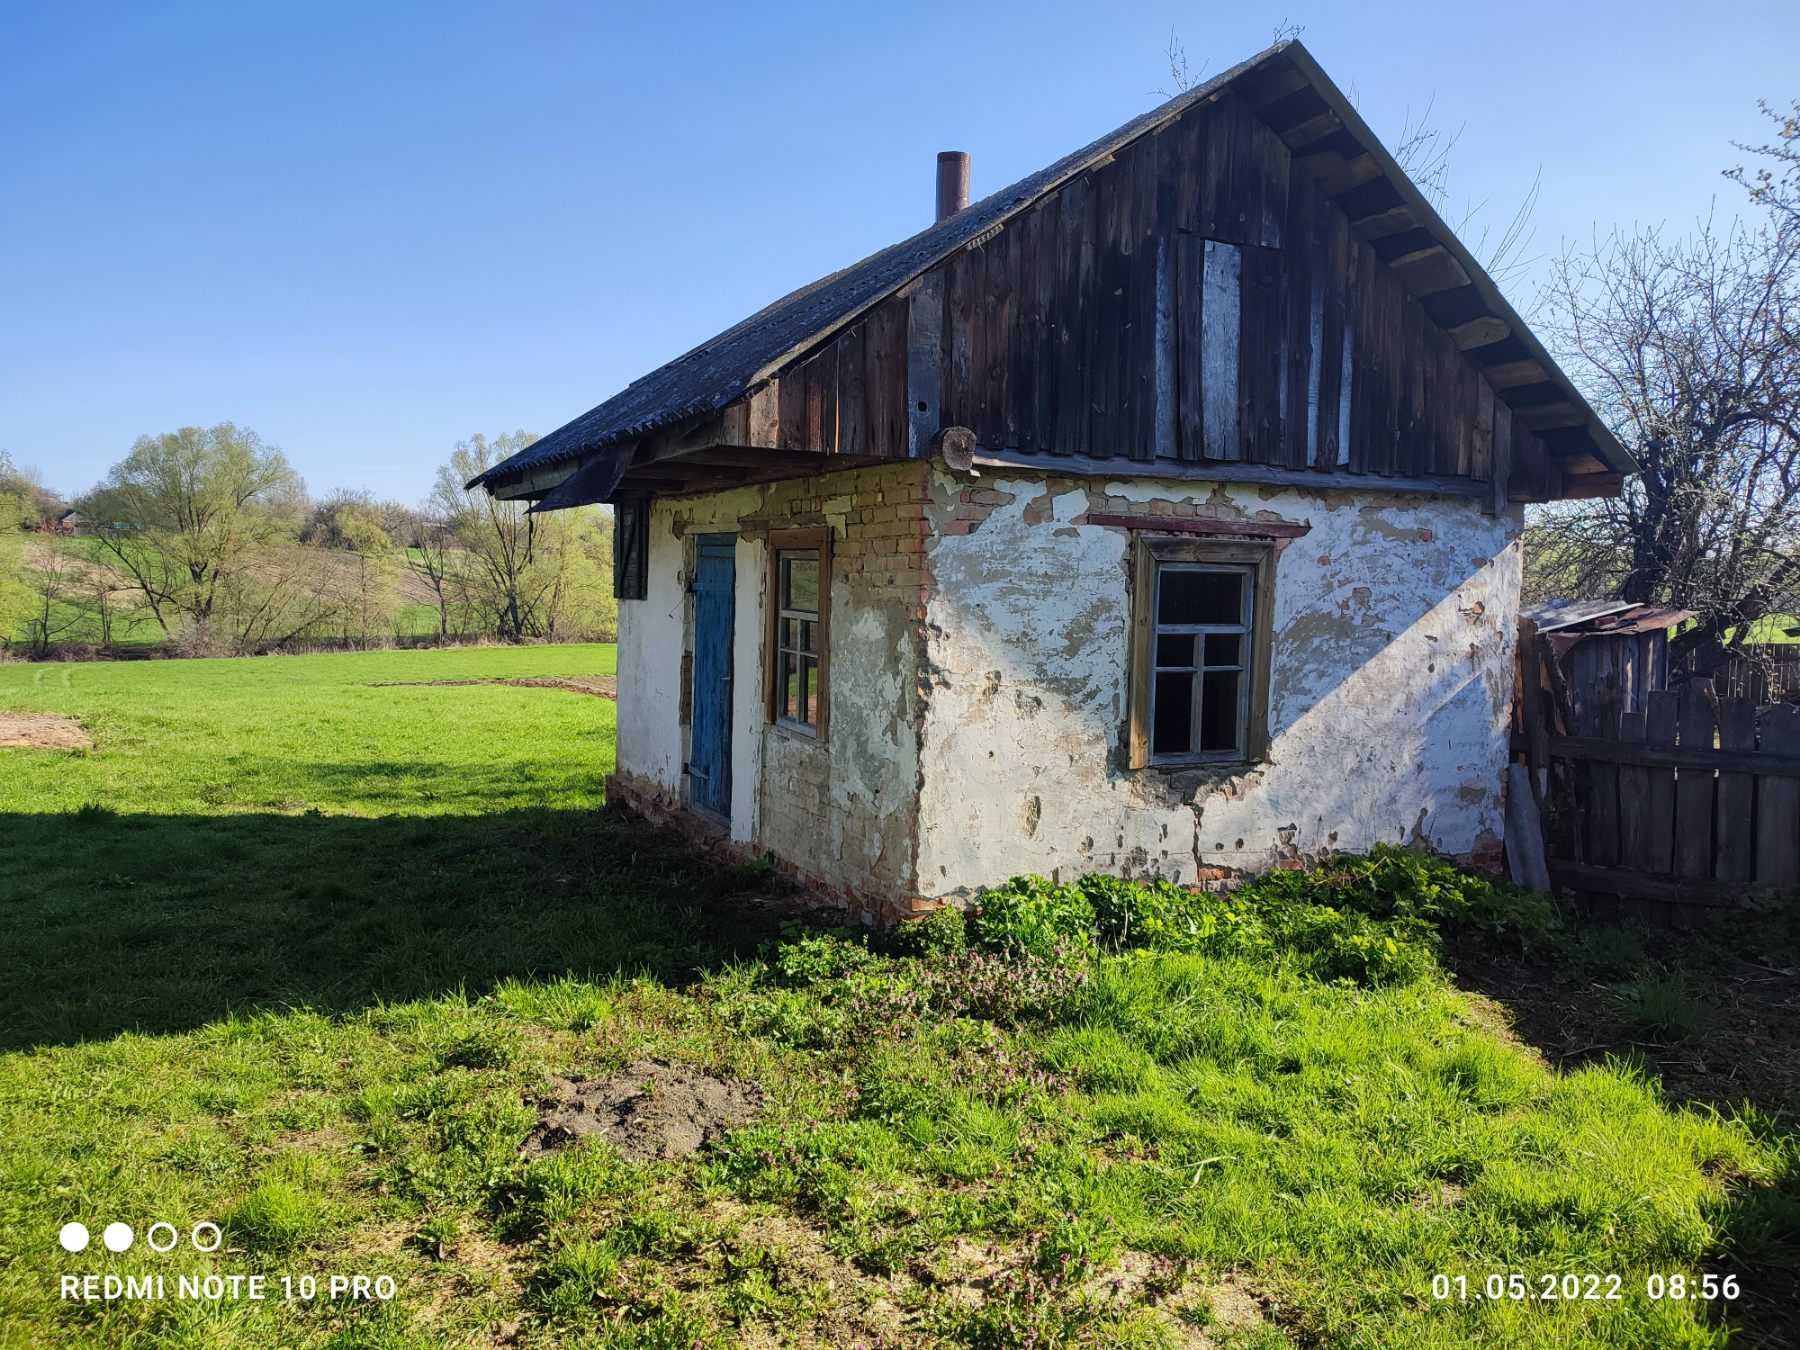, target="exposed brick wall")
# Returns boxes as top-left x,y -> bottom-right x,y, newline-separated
747,461 -> 933,598
655,461 -> 936,919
